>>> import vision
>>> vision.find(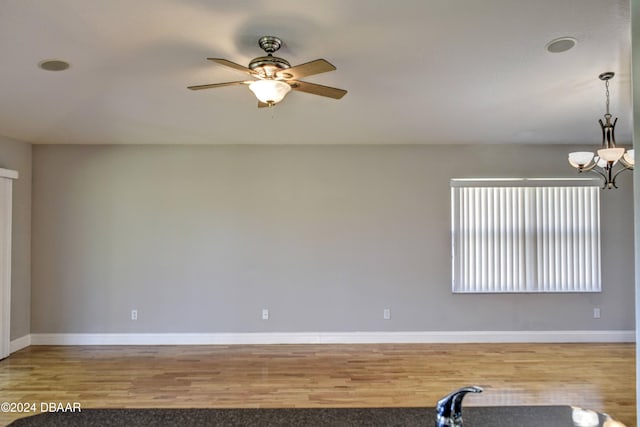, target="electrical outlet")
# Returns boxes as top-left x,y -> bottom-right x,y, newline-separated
131,309 -> 138,321
262,309 -> 269,320
383,308 -> 391,320
593,308 -> 601,319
